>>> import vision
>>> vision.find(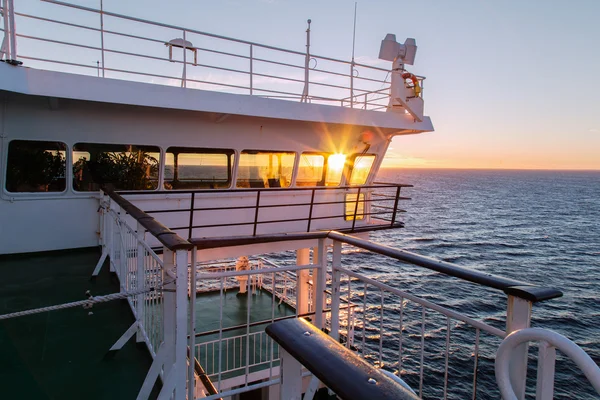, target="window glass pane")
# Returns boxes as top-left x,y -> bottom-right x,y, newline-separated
297,154 -> 325,186
6,140 -> 66,193
73,143 -> 159,191
237,151 -> 295,188
349,155 -> 376,185
345,193 -> 365,220
164,147 -> 233,190
325,153 -> 346,186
